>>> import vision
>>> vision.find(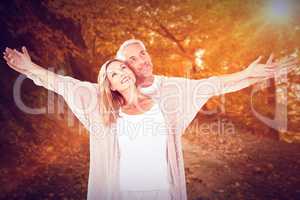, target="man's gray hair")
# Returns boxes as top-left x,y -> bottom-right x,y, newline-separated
116,39 -> 146,60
